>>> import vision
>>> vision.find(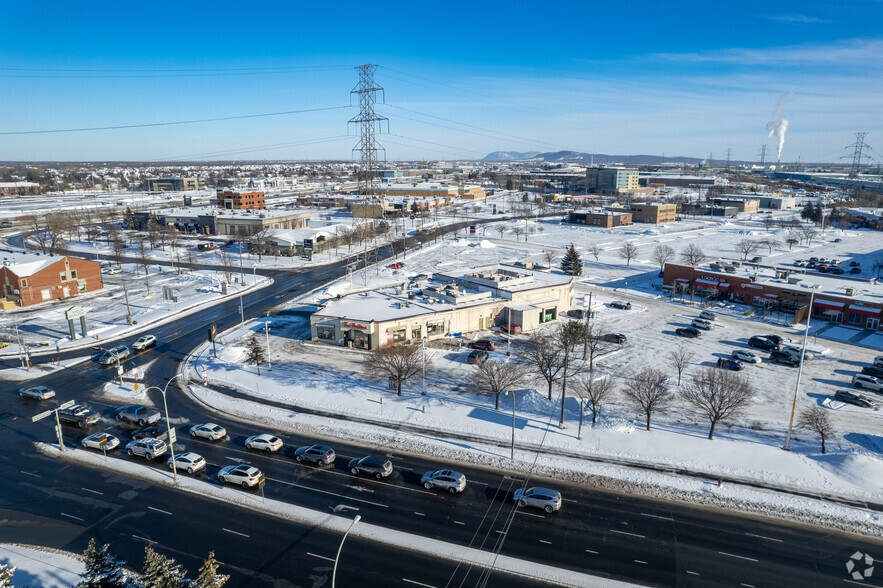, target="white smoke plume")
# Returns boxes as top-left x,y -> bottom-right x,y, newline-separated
766,91 -> 794,161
